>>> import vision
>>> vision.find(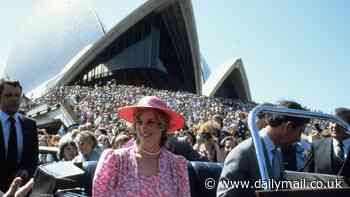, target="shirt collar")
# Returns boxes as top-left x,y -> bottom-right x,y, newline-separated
260,128 -> 278,153
0,111 -> 20,123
